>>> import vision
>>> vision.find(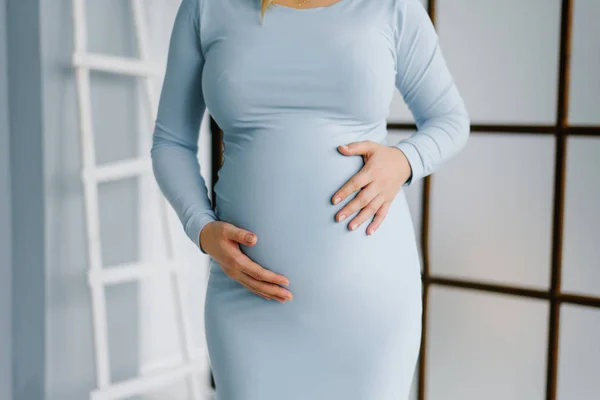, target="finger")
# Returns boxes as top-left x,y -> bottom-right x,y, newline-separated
226,225 -> 258,246
332,170 -> 372,205
366,201 -> 390,235
226,258 -> 286,302
244,284 -> 273,301
239,273 -> 293,301
233,252 -> 290,286
239,276 -> 290,303
347,193 -> 386,232
238,280 -> 278,302
337,140 -> 375,156
217,262 -> 277,302
242,282 -> 271,300
336,182 -> 378,223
